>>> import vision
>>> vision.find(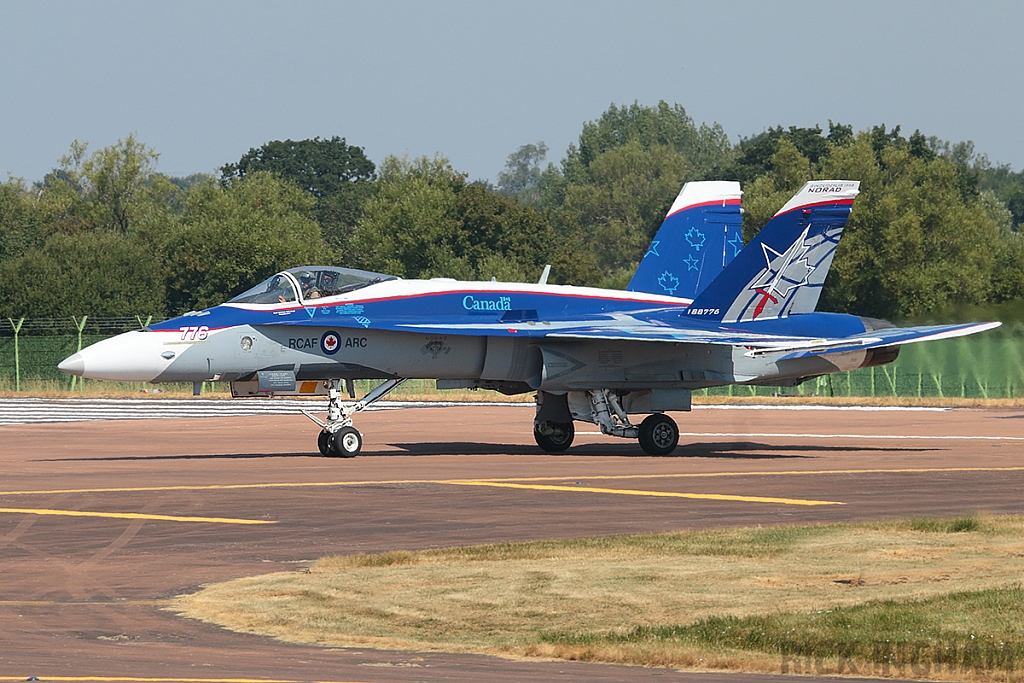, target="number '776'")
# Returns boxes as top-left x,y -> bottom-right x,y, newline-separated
179,326 -> 209,341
